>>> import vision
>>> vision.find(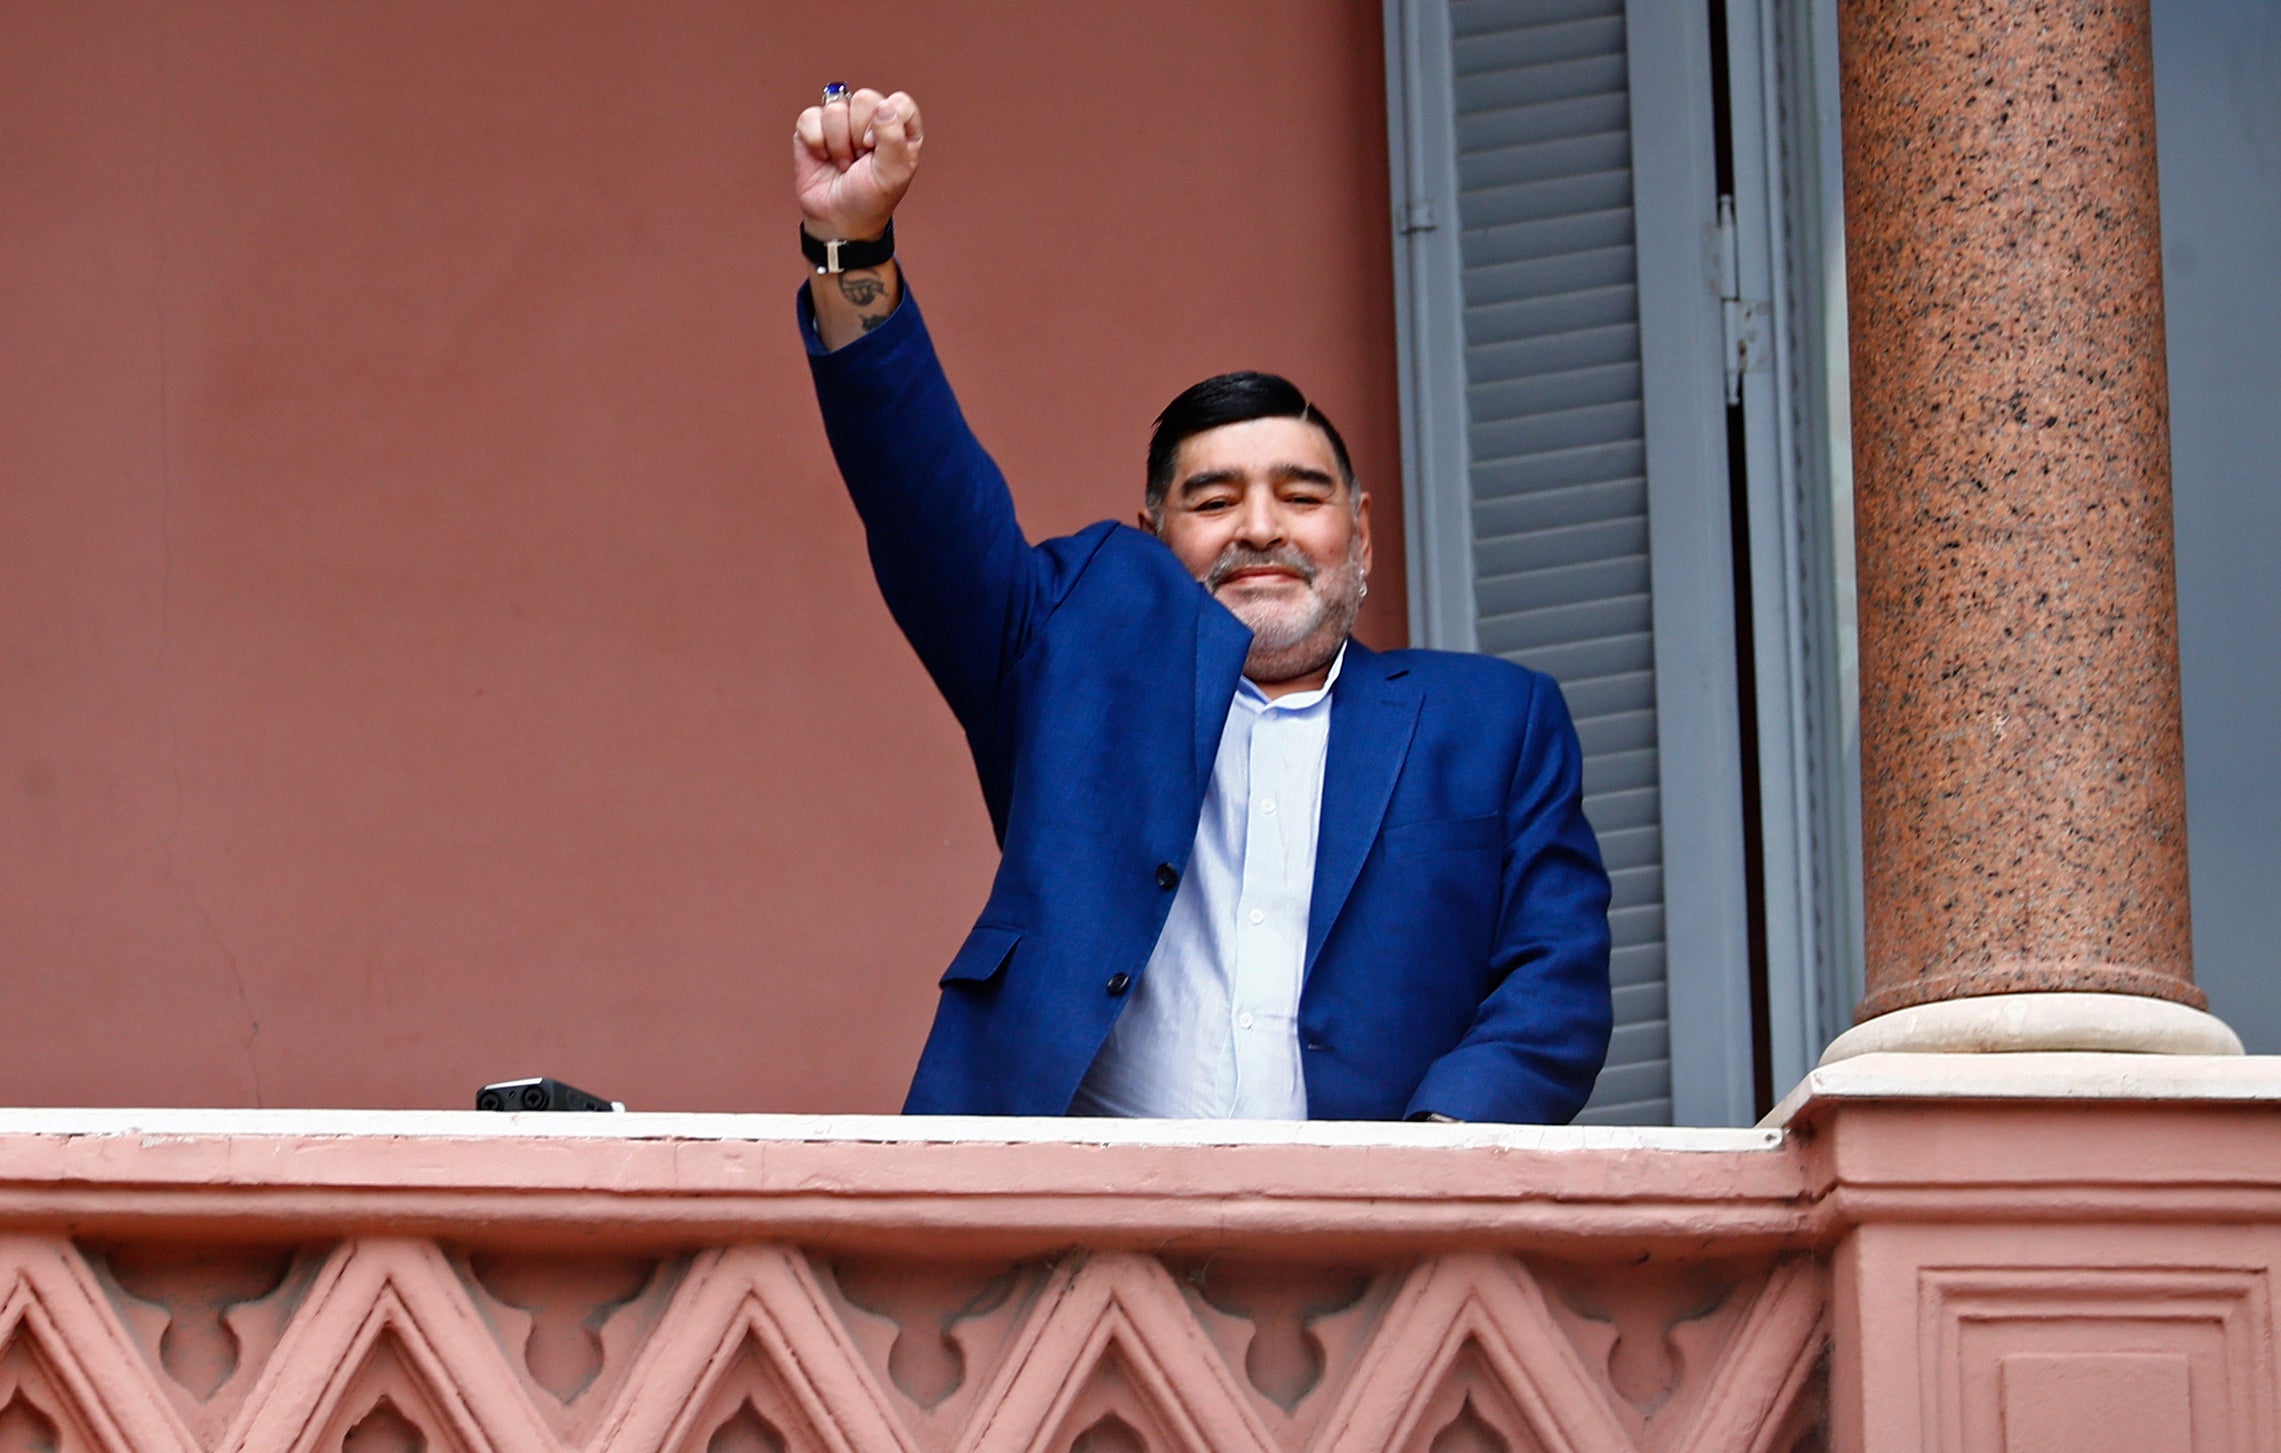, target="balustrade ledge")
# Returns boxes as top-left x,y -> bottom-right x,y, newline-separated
0,1056 -> 2276,1251
0,1107 -> 1800,1254
0,1063 -> 2278,1451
